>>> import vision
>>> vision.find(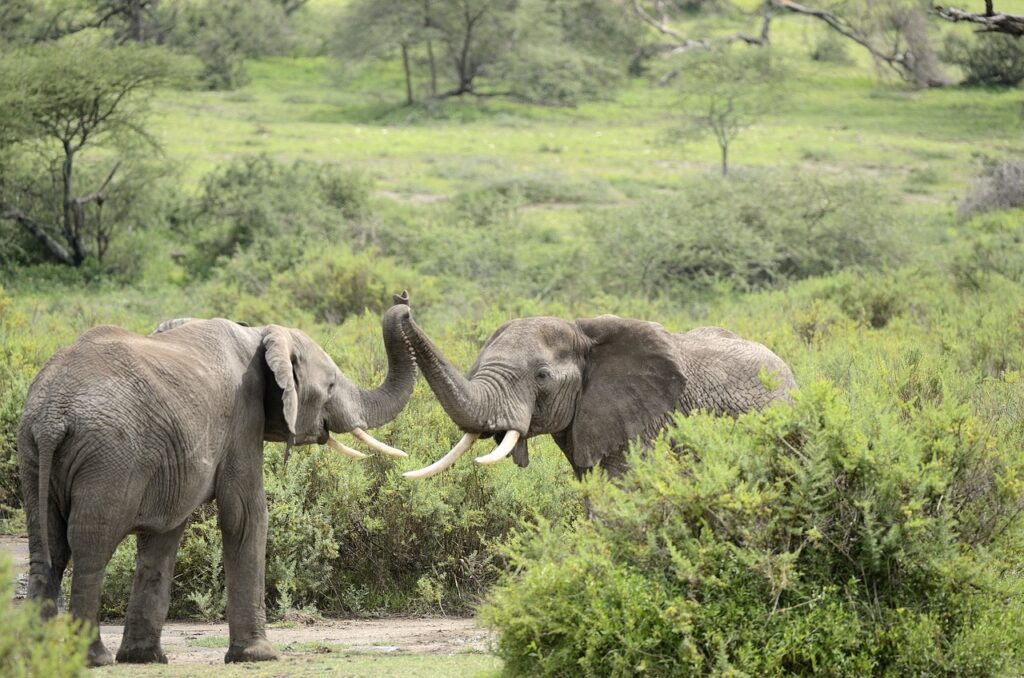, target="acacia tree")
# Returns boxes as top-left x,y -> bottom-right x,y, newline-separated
0,41 -> 173,267
333,0 -> 430,104
630,0 -> 947,87
667,47 -> 782,176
